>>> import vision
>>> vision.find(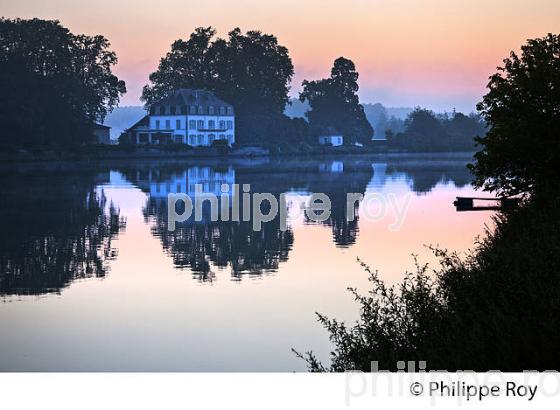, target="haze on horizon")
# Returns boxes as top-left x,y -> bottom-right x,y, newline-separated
2,0 -> 559,112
